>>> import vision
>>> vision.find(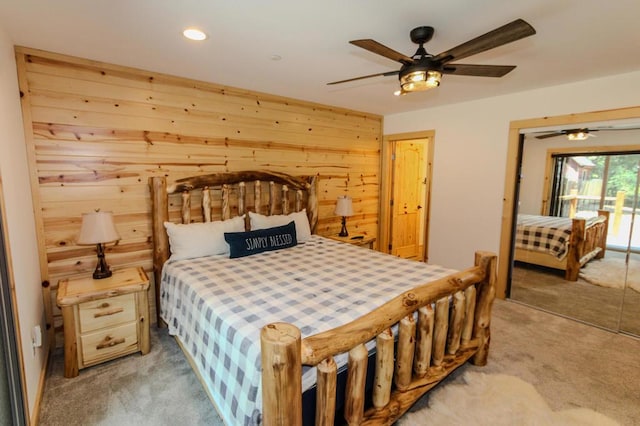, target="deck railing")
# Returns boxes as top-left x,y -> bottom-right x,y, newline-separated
559,190 -> 639,249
